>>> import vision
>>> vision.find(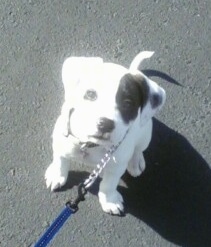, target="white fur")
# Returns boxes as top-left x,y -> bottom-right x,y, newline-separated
45,51 -> 166,215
